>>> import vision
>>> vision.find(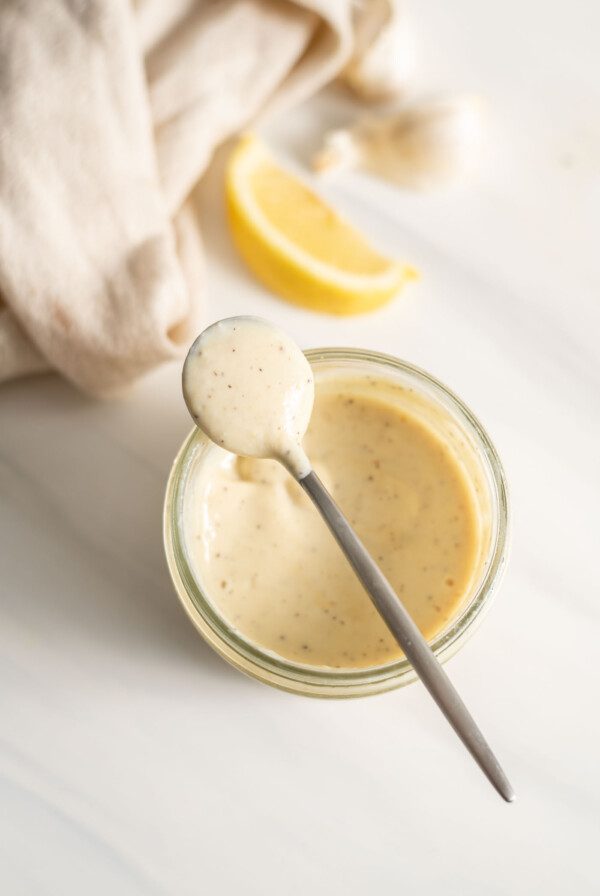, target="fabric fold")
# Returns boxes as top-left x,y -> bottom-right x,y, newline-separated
0,0 -> 355,394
